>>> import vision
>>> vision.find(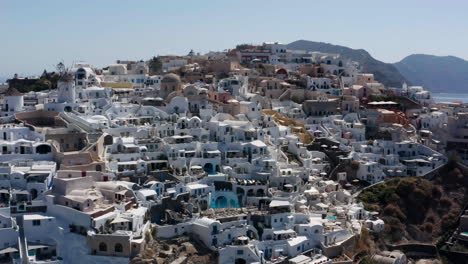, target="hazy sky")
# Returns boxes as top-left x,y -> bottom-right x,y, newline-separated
1,0 -> 467,79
